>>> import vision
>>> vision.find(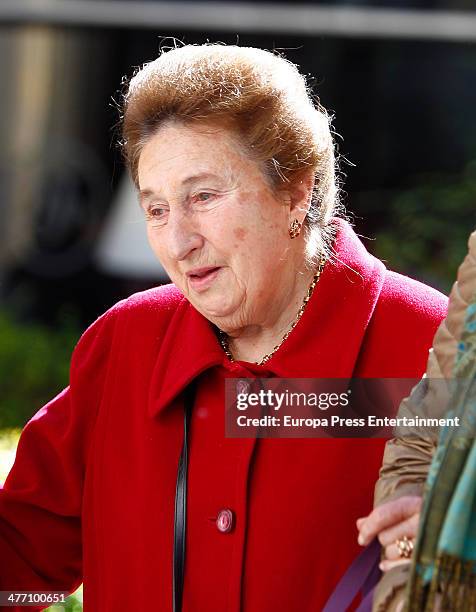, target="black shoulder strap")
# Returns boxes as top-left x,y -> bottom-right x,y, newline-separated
173,382 -> 195,612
